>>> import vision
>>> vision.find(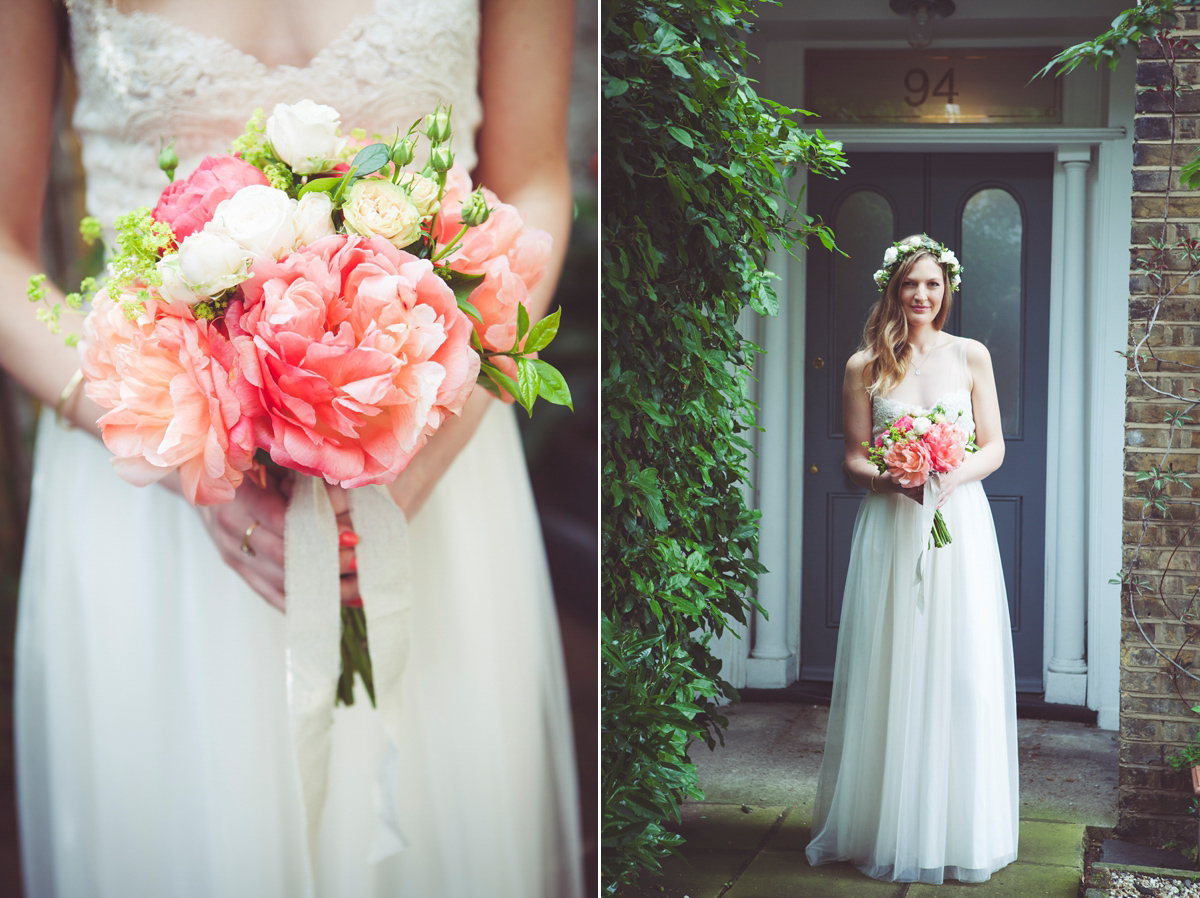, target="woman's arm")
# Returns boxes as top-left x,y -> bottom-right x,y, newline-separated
934,338 -> 1005,508
842,351 -> 923,502
386,0 -> 575,517
0,1 -> 105,433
